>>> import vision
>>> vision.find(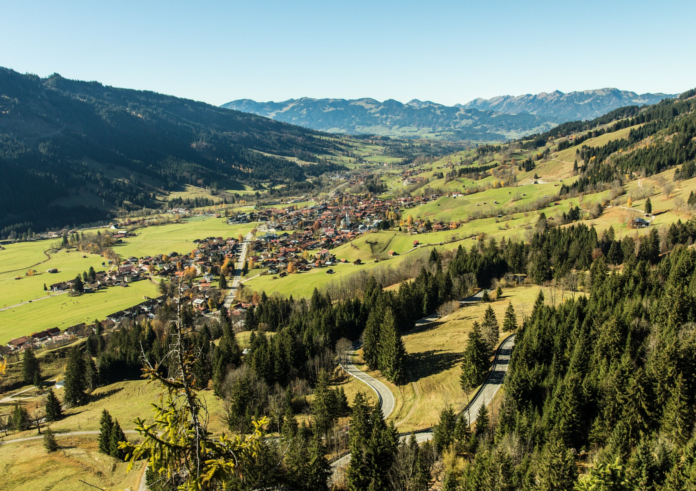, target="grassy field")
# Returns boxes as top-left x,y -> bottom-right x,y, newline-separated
389,285 -> 543,433
114,218 -> 255,259
0,246 -> 111,310
0,280 -> 157,344
0,436 -> 145,491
